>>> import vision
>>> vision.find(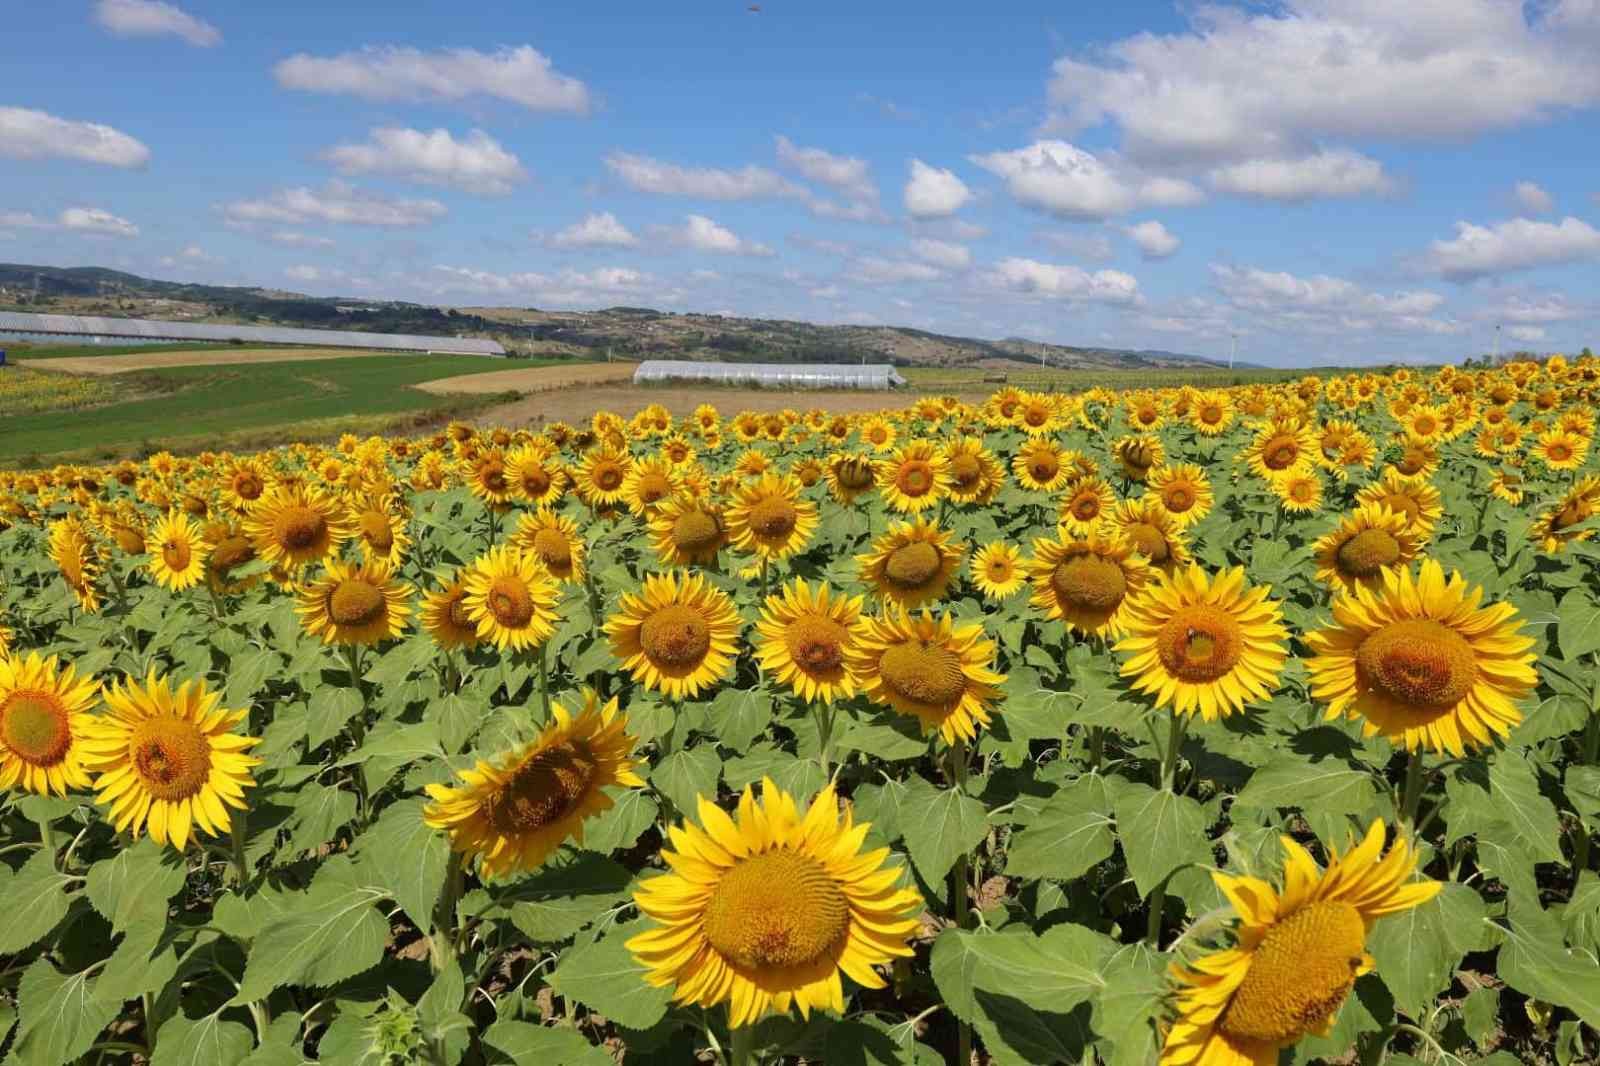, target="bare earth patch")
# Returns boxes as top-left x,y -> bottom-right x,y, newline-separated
415,362 -> 638,395
16,348 -> 435,375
